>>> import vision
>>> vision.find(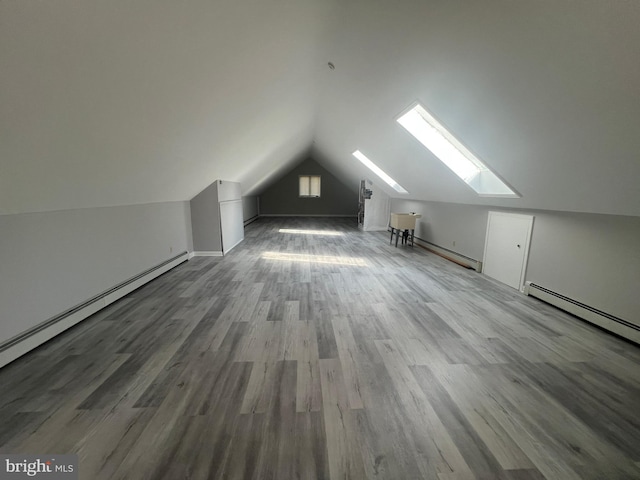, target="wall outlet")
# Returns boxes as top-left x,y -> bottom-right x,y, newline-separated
170,246 -> 173,254
452,240 -> 456,247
